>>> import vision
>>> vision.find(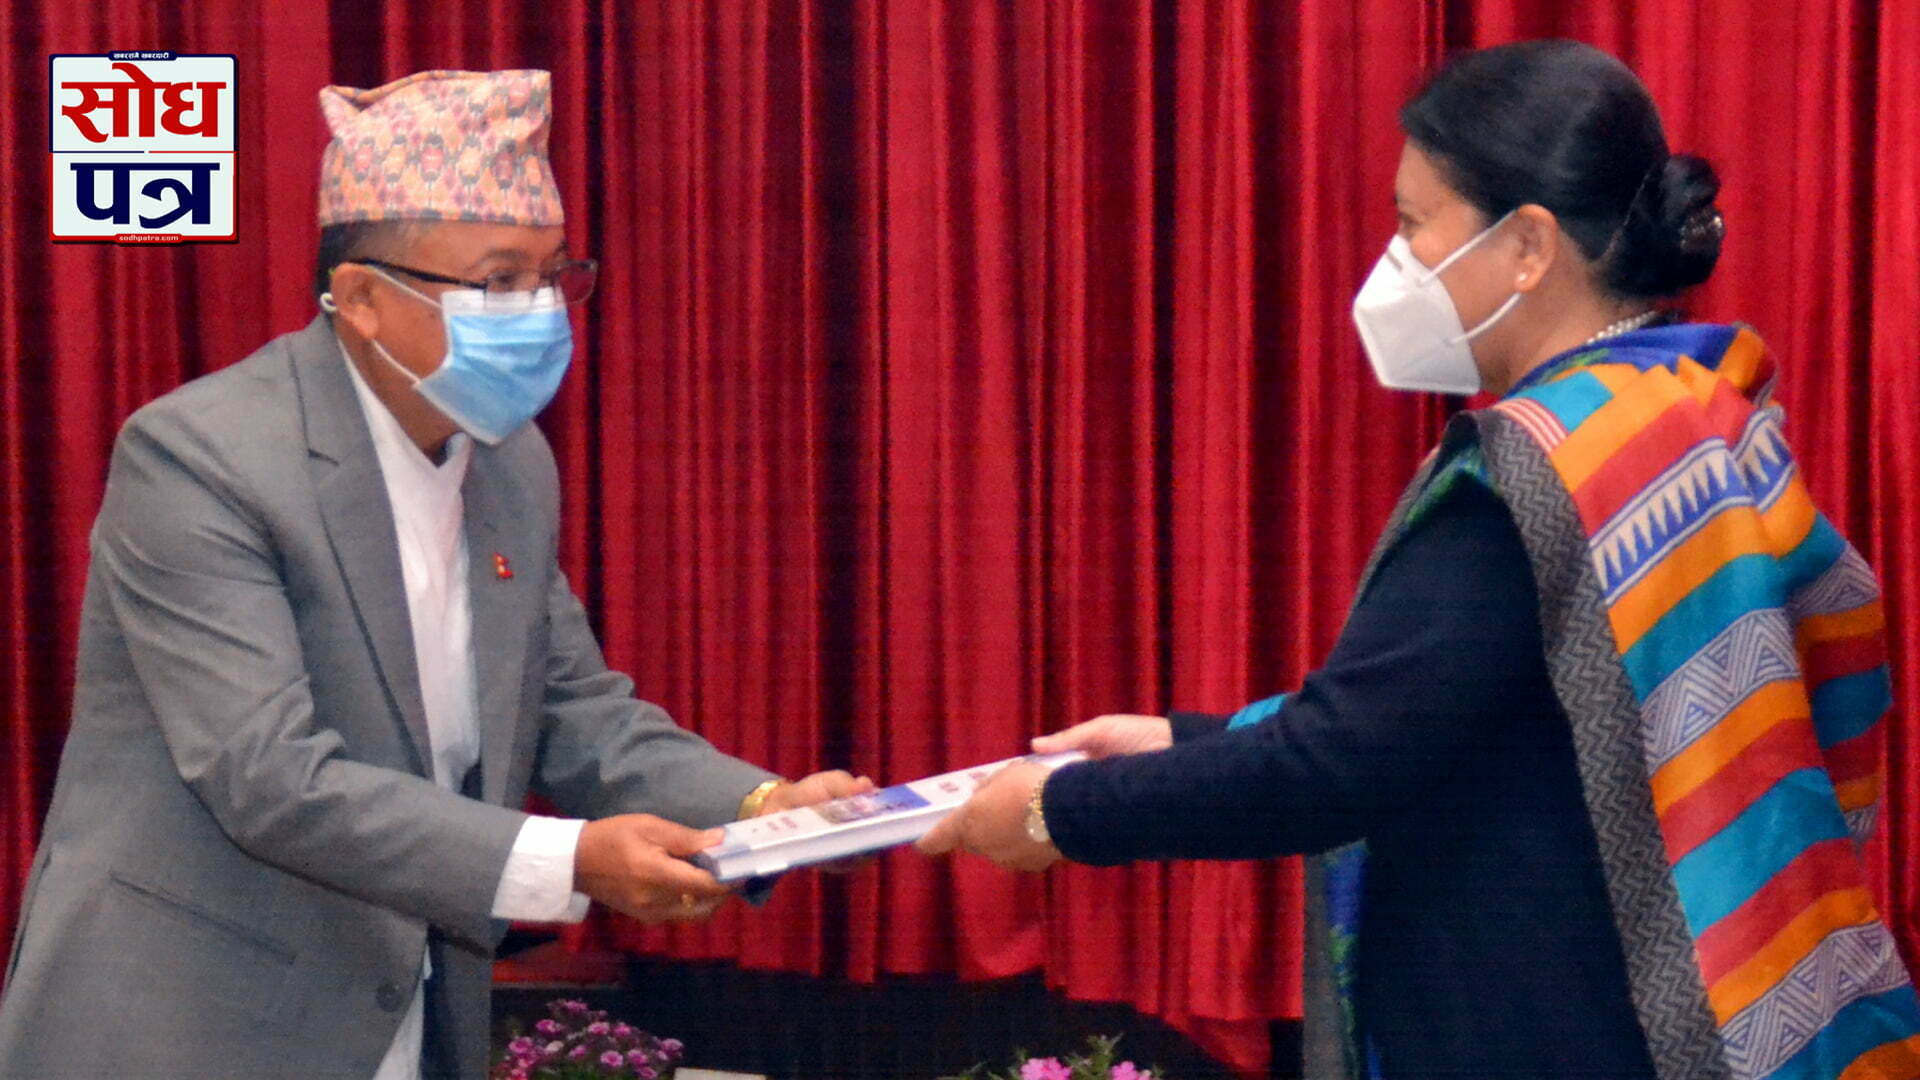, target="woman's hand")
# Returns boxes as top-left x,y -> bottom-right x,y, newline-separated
1032,714 -> 1172,759
914,761 -> 1061,873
